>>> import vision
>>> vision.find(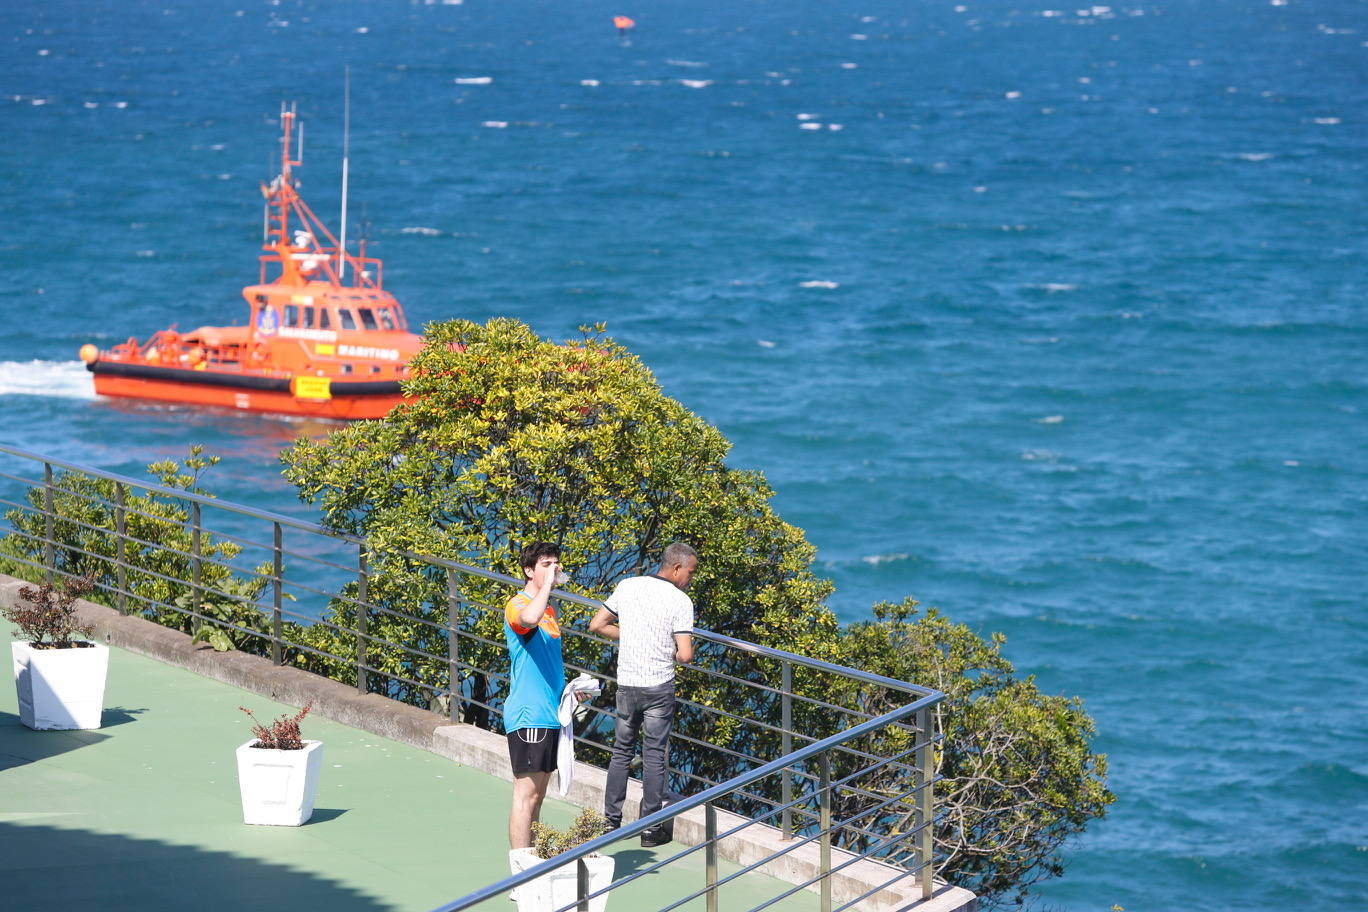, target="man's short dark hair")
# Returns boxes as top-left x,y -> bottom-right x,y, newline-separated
518,541 -> 560,572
